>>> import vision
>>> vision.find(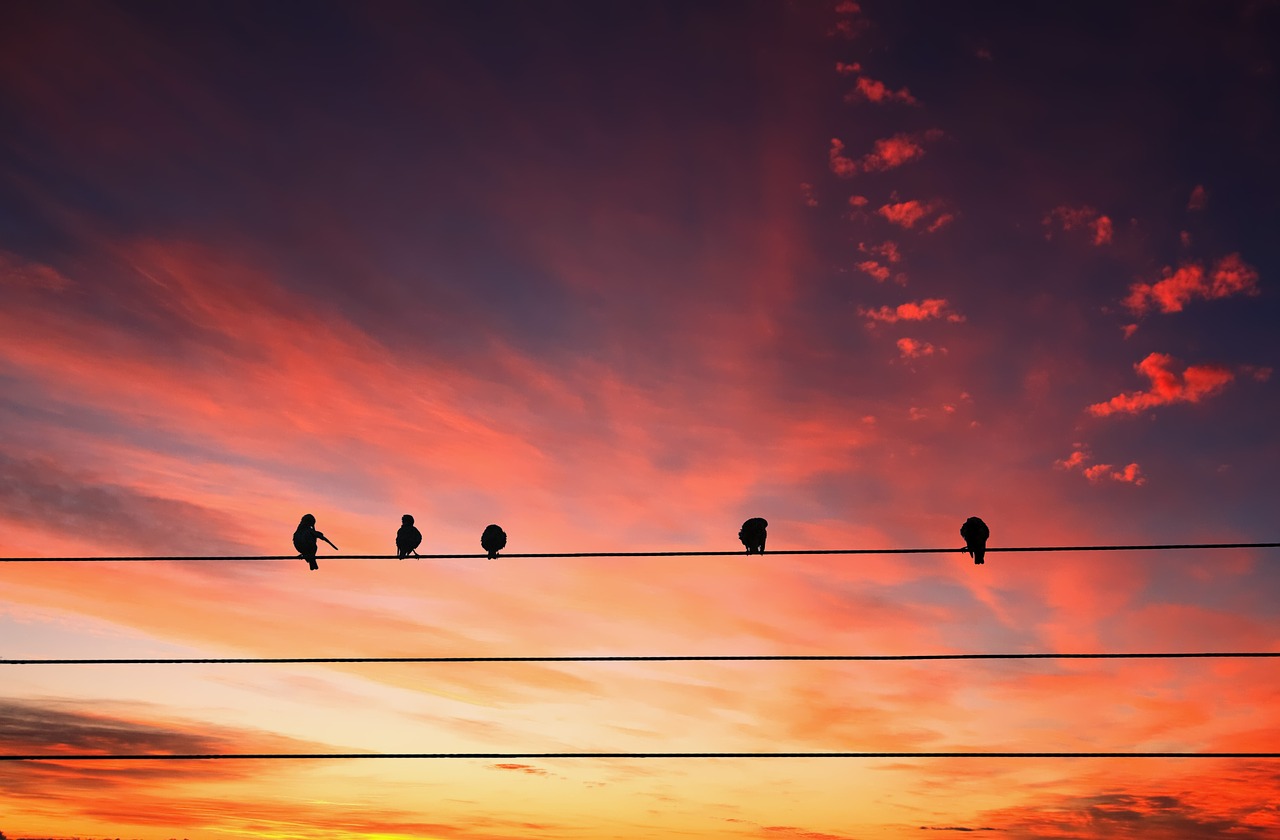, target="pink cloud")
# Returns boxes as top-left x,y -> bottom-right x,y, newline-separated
896,337 -> 938,359
859,297 -> 964,324
1082,462 -> 1146,485
1124,253 -> 1260,314
1188,183 -> 1208,210
844,75 -> 918,105
828,138 -> 857,177
1088,352 -> 1234,417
